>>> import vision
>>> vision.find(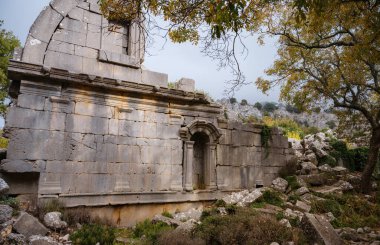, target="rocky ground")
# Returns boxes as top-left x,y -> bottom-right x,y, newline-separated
0,131 -> 379,244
